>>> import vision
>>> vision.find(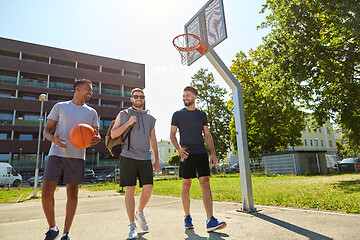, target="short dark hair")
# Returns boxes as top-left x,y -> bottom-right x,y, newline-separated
73,79 -> 92,91
183,86 -> 197,96
131,88 -> 144,95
